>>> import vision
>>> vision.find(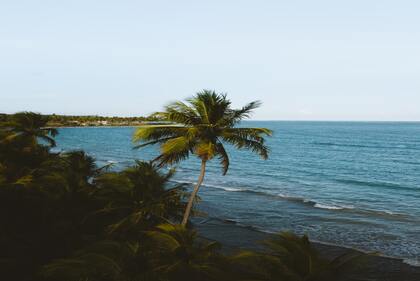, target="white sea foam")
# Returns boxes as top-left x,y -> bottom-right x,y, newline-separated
277,193 -> 289,198
314,203 -> 345,210
277,192 -> 295,198
171,179 -> 194,185
202,183 -> 245,192
171,180 -> 246,192
277,193 -> 311,203
403,258 -> 420,267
